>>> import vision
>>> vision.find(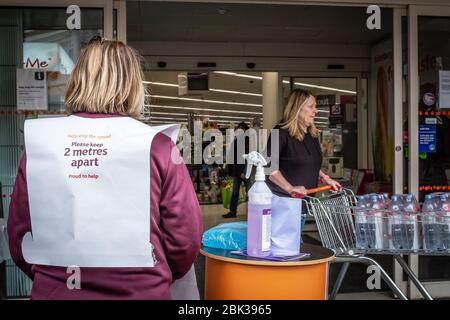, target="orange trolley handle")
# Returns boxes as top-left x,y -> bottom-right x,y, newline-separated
291,185 -> 332,199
